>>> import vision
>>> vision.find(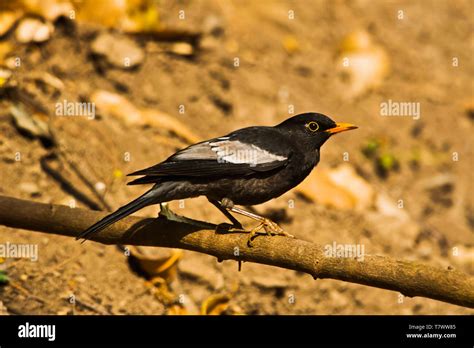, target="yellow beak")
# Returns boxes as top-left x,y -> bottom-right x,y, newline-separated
326,122 -> 358,134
